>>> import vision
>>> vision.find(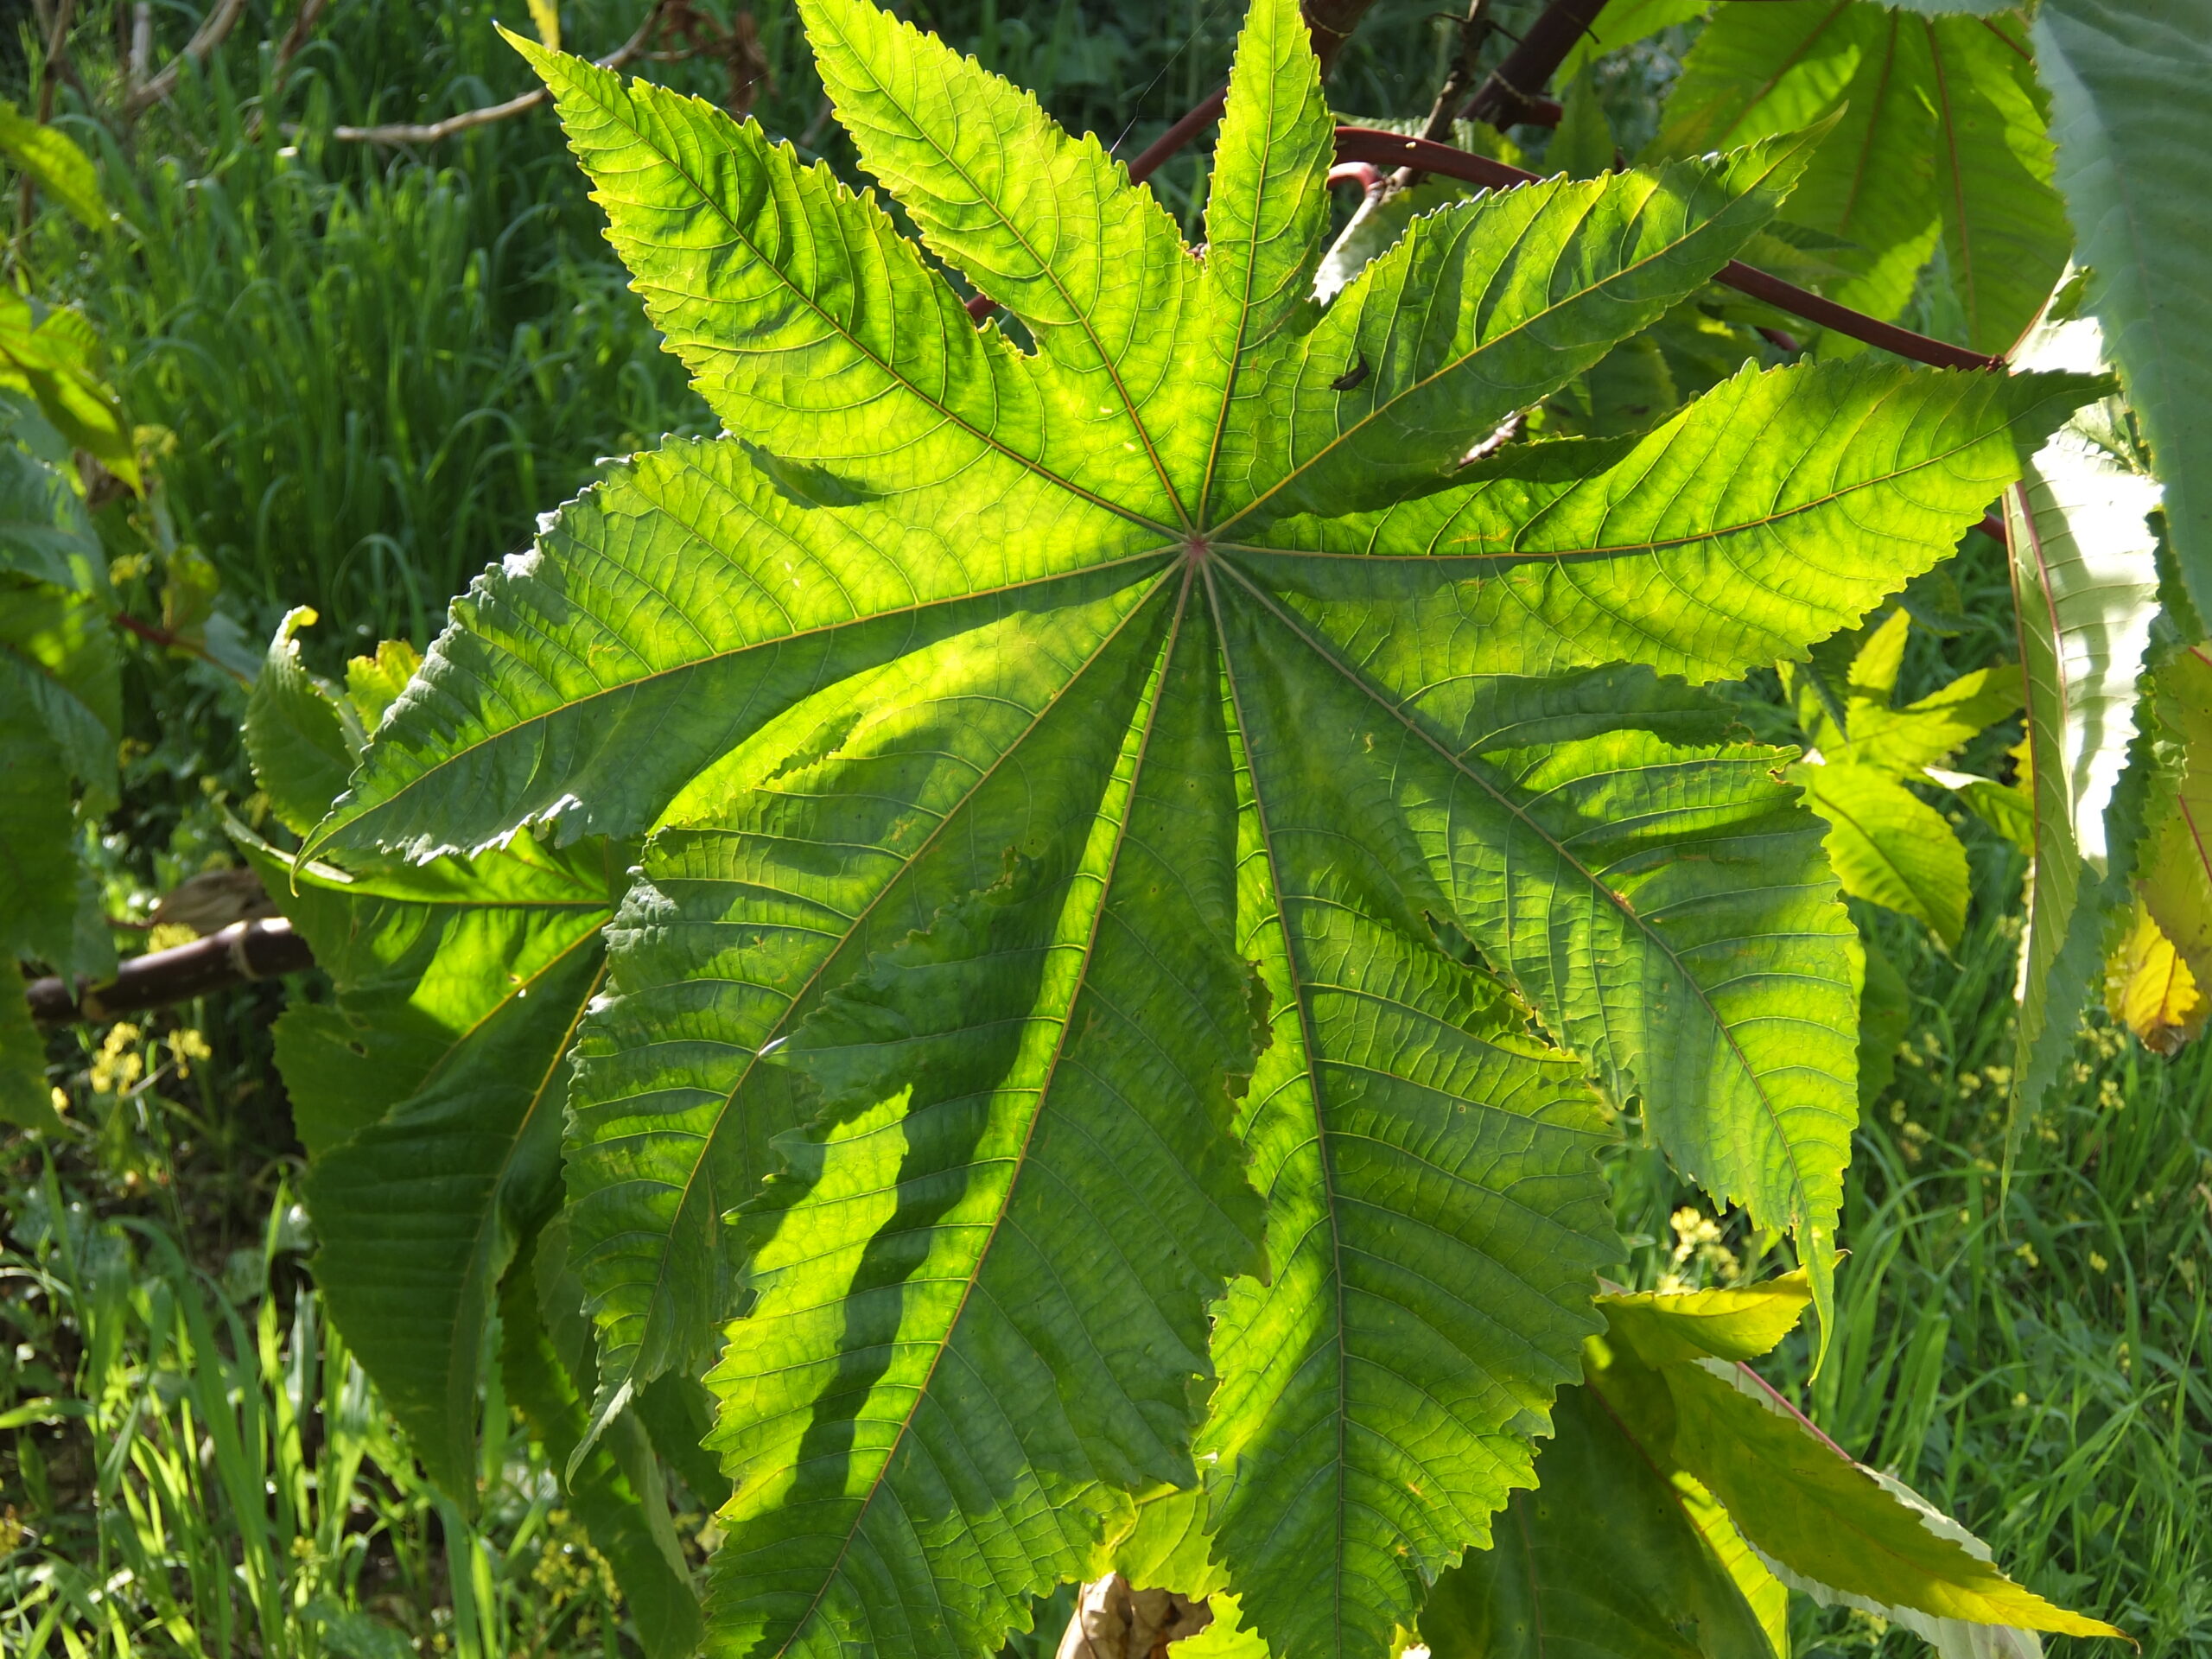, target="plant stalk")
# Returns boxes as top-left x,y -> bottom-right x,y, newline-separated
1332,128 -> 2006,371
1459,0 -> 1609,128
